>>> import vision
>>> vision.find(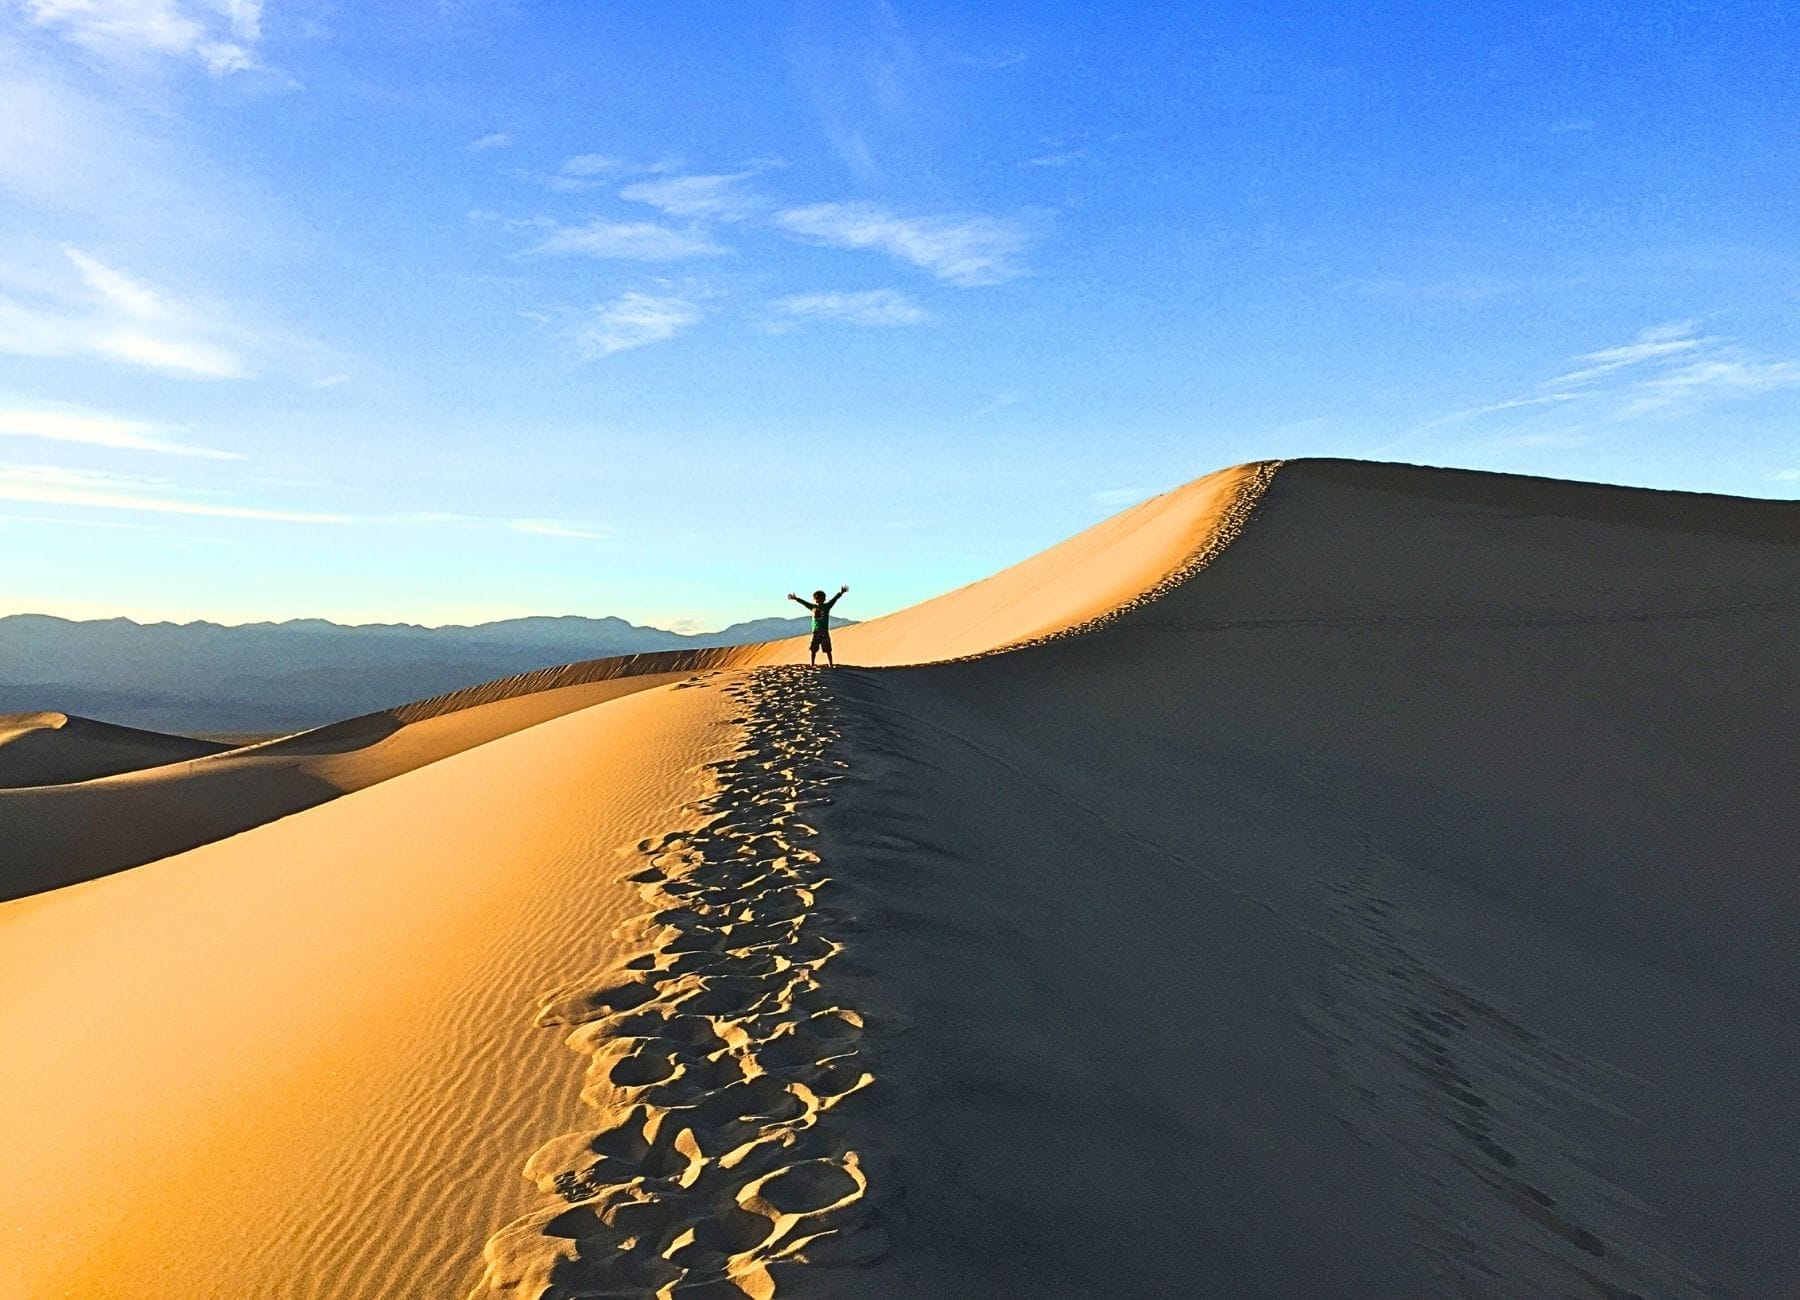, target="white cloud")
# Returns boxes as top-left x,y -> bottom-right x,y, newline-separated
94,329 -> 243,376
467,132 -> 511,152
545,153 -> 631,190
0,463 -> 349,522
532,220 -> 724,261
1025,147 -> 1084,167
1428,392 -> 1584,426
310,372 -> 350,388
1770,469 -> 1800,482
1620,358 -> 1800,416
61,245 -> 165,318
1426,321 -> 1800,438
0,246 -> 248,377
619,171 -> 763,220
1548,321 -> 1711,386
772,289 -> 928,327
0,405 -> 239,458
774,202 -> 1027,286
561,153 -> 620,177
23,0 -> 264,74
577,292 -> 700,356
508,518 -> 604,540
